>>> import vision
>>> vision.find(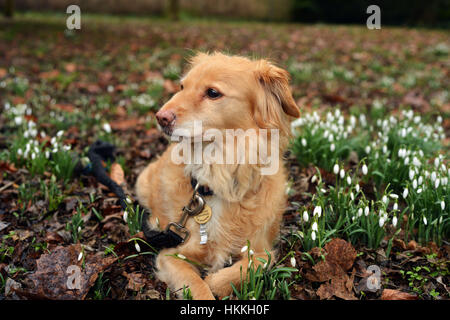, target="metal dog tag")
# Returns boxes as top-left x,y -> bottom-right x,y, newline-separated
194,204 -> 212,224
